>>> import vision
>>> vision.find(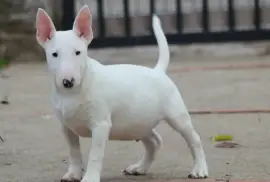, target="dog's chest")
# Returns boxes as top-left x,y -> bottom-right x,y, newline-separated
53,96 -> 91,137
